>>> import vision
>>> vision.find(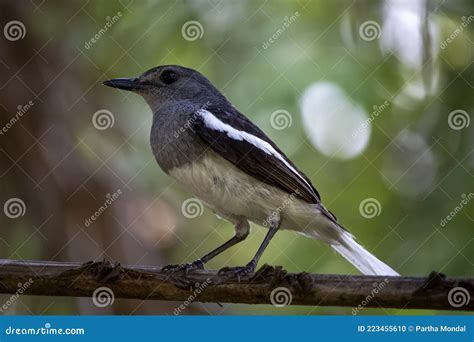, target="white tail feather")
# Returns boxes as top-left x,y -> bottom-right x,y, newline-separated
332,231 -> 399,276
